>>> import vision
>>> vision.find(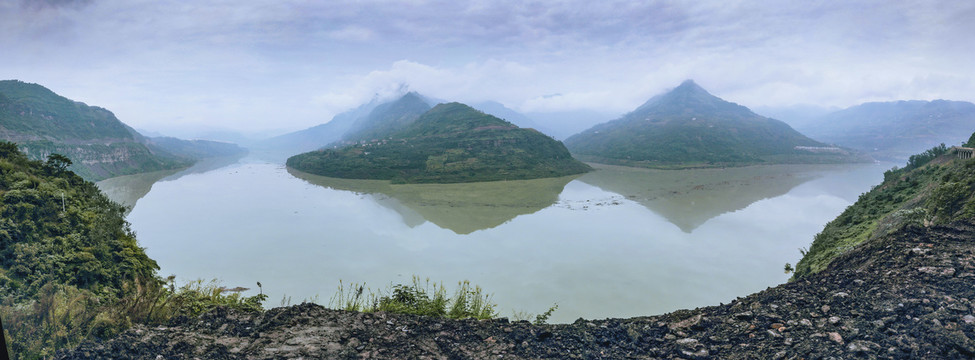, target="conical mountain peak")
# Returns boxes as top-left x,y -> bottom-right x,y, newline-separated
563,80 -> 863,167
659,80 -> 723,106
625,80 -> 760,122
400,91 -> 423,101
629,80 -> 727,116
674,79 -> 706,93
